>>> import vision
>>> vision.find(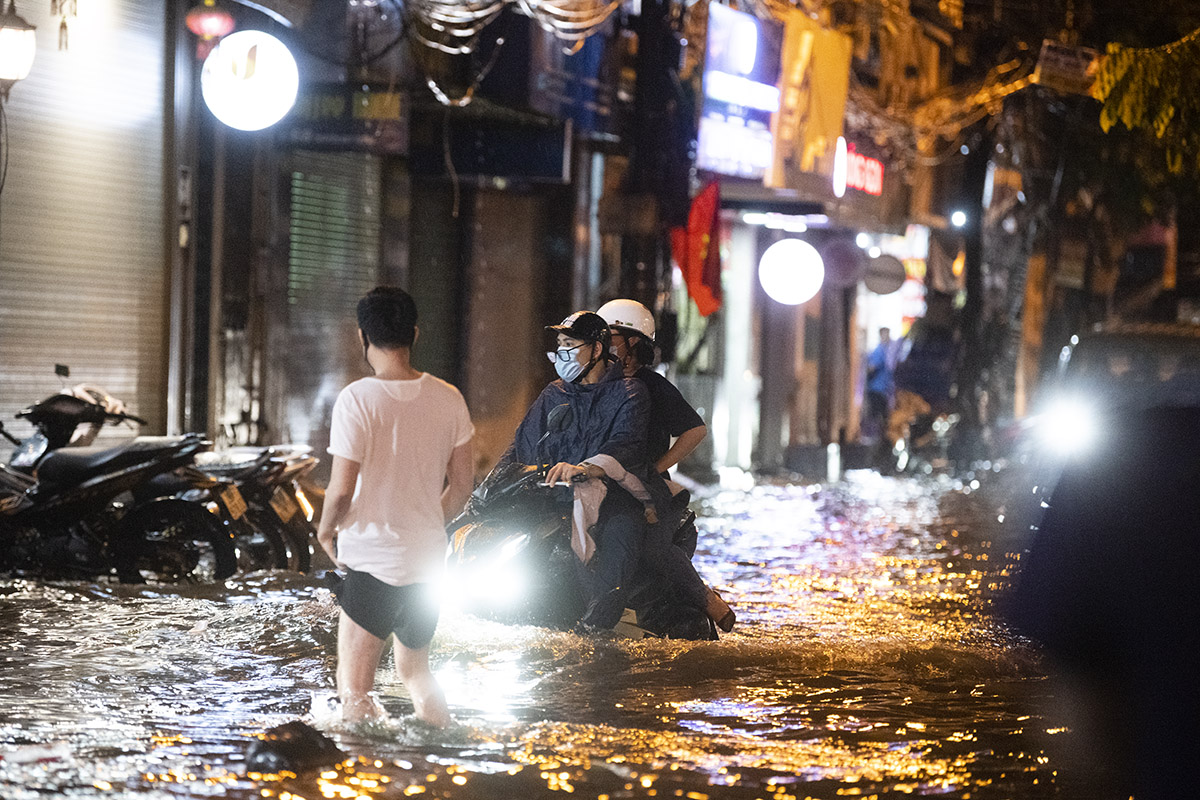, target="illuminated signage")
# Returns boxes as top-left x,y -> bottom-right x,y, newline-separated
201,30 -> 299,131
832,136 -> 884,197
697,4 -> 783,180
